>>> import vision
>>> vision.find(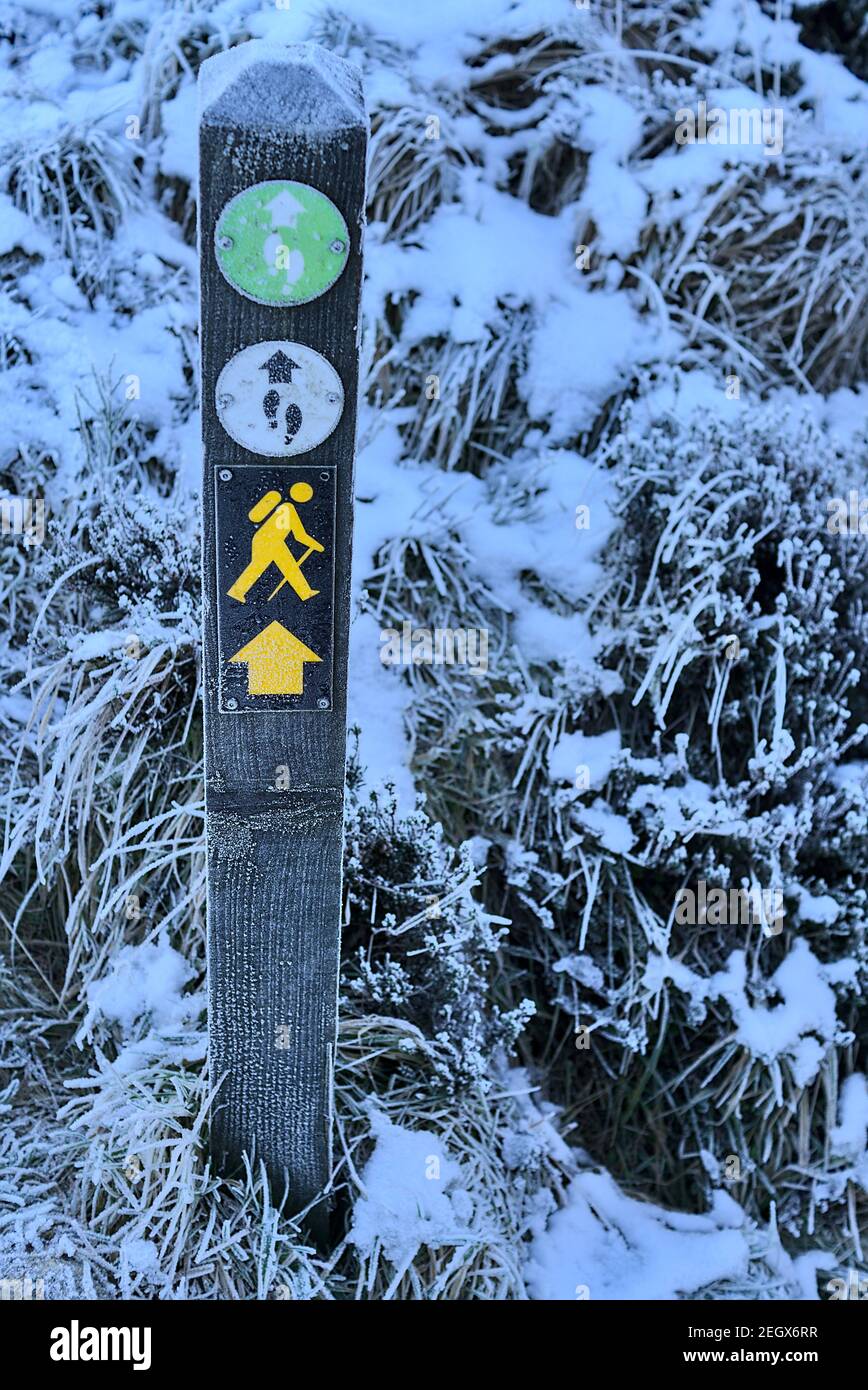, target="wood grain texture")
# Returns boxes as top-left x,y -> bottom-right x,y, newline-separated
198,43 -> 366,1219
